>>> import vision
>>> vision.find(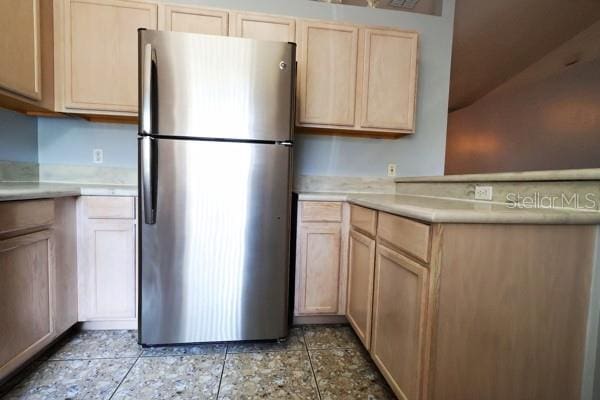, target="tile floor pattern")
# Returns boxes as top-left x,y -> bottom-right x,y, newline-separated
2,325 -> 395,399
